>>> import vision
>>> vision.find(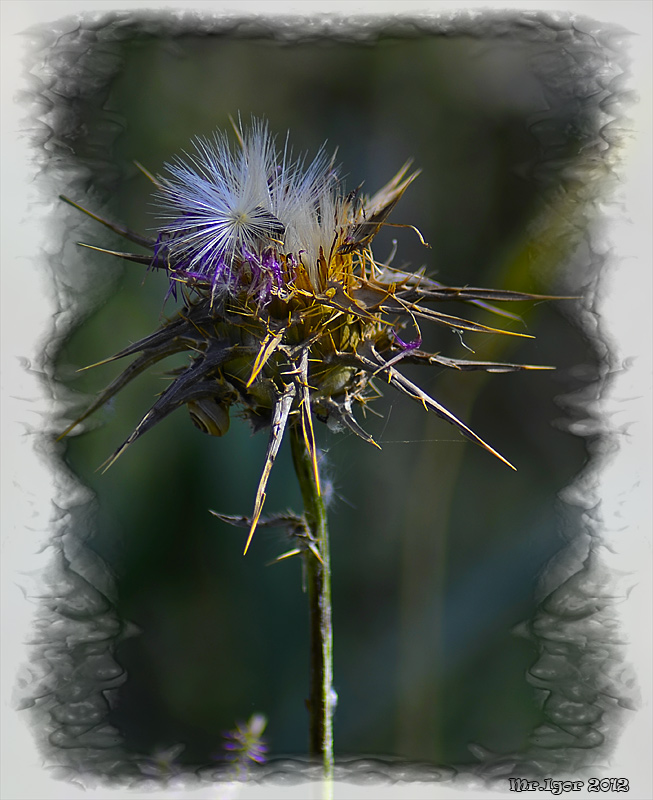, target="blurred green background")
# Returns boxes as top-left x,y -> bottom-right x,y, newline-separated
56,30 -> 600,766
